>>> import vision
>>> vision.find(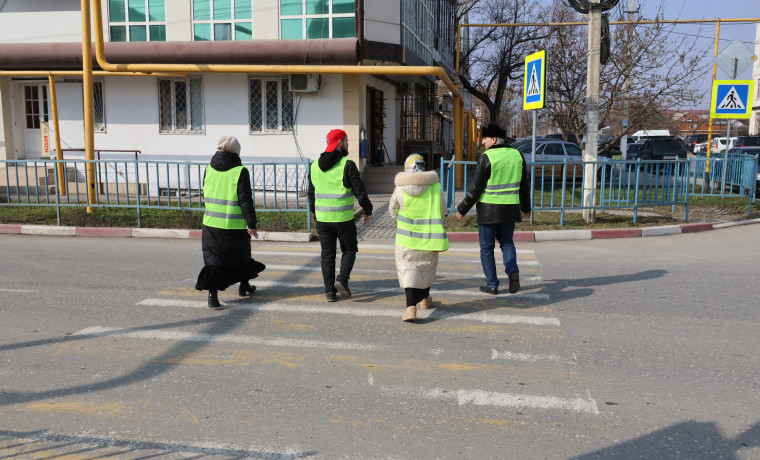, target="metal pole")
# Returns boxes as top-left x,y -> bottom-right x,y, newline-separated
531,110 -> 537,163
721,58 -> 738,196
47,74 -> 66,195
621,0 -> 634,160
583,1 -> 602,223
706,20 -> 721,177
